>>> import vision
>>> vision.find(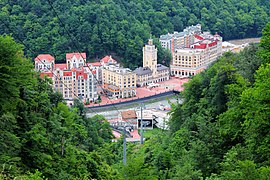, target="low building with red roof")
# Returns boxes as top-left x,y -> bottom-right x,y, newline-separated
119,110 -> 138,128
100,55 -> 117,65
